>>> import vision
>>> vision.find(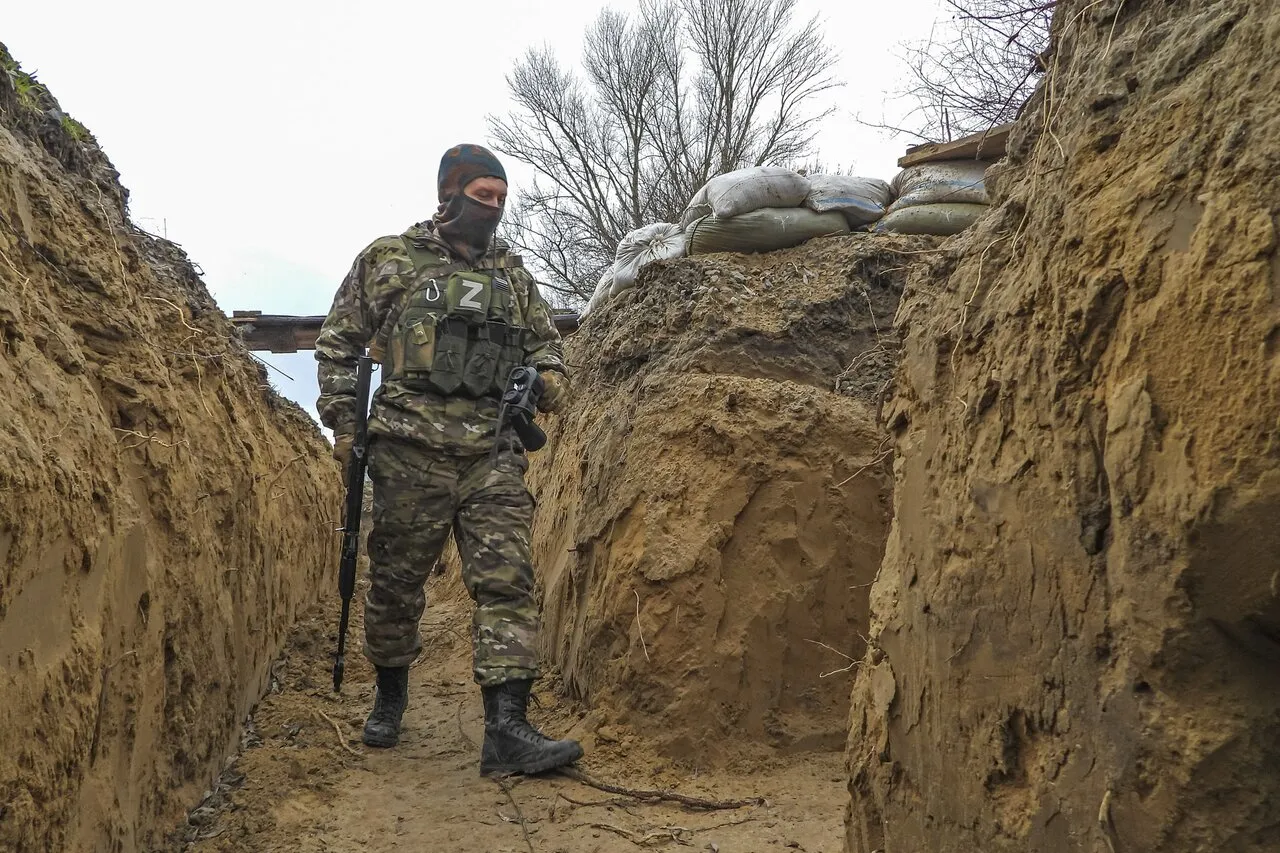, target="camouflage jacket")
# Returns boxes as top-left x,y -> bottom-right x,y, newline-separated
315,222 -> 567,454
